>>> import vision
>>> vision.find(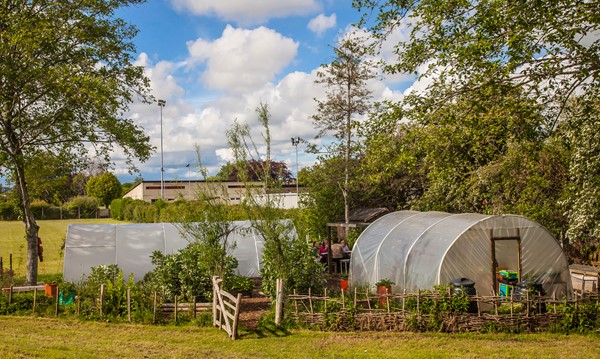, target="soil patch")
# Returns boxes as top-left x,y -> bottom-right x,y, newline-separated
238,295 -> 271,329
